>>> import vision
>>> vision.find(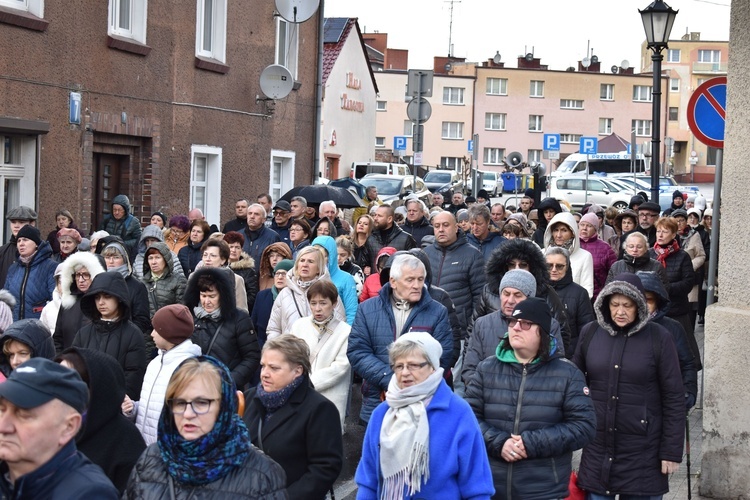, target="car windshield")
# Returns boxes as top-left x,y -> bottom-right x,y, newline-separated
424,172 -> 451,183
483,172 -> 495,180
362,178 -> 403,195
